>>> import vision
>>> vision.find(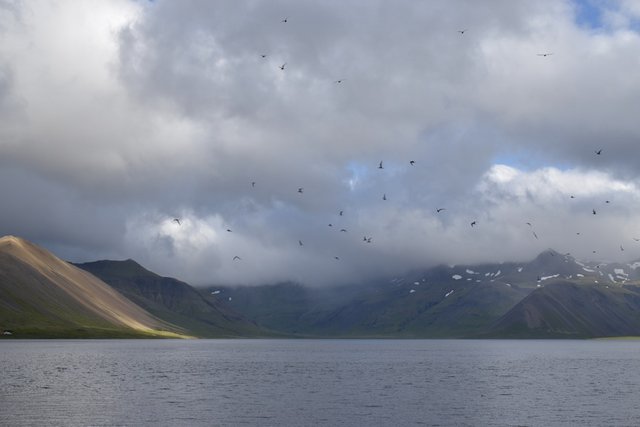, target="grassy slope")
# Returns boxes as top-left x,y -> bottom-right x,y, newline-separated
485,282 -> 640,338
207,279 -> 532,338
